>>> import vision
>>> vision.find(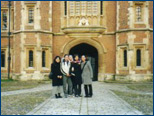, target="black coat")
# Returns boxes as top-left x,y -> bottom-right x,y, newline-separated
70,62 -> 82,85
51,63 -> 63,86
